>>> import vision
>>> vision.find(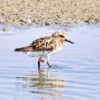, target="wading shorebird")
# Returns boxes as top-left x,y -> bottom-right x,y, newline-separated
15,32 -> 74,69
